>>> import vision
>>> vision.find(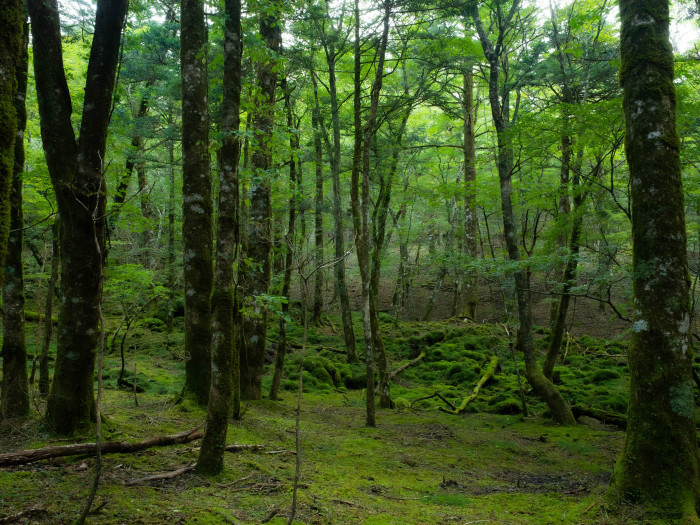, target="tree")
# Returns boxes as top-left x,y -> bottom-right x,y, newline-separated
196,0 -> 243,476
0,0 -> 24,282
1,15 -> 29,421
29,0 -> 128,434
610,0 -> 700,516
181,0 -> 213,405
470,0 -> 575,425
239,5 -> 282,400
